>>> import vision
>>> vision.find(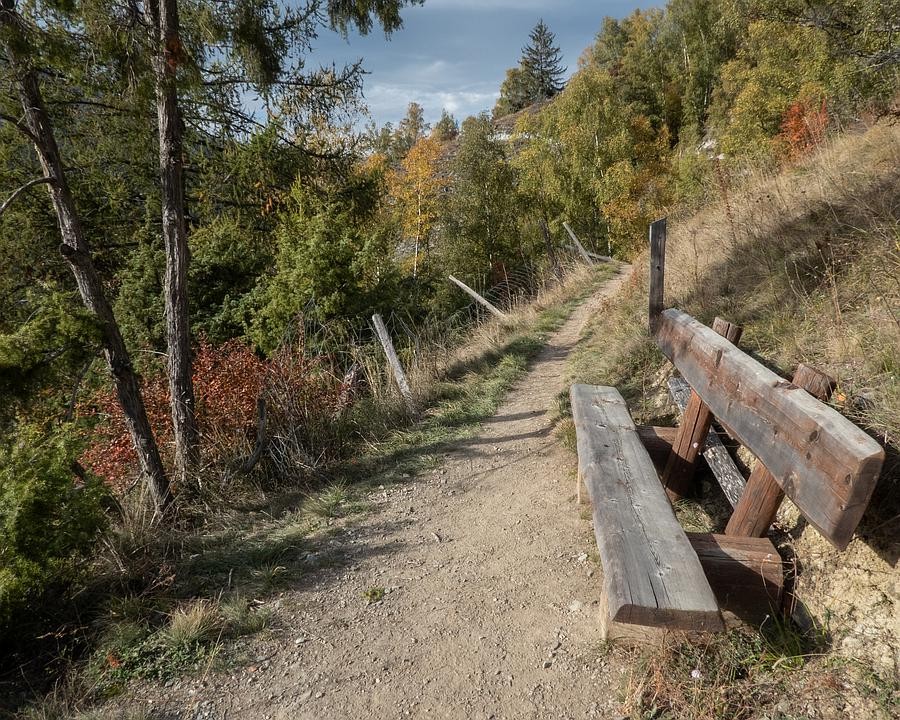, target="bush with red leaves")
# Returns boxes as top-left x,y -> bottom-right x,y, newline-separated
78,338 -> 351,494
778,97 -> 829,161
